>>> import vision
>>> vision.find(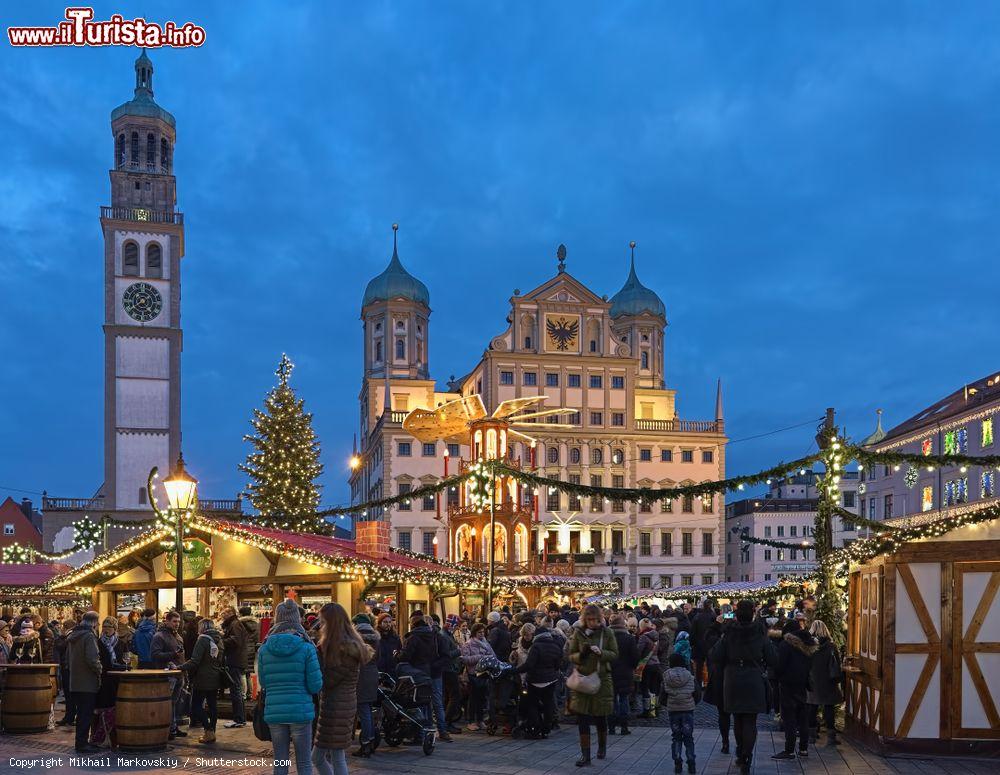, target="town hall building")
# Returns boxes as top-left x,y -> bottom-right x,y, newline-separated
349,239 -> 728,594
